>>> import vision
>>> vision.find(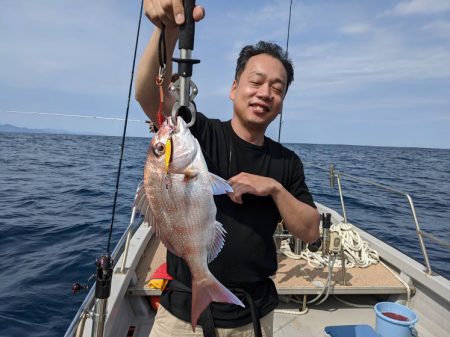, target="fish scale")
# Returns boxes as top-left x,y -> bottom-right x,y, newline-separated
135,117 -> 245,330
